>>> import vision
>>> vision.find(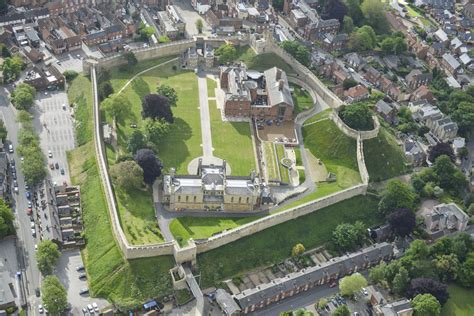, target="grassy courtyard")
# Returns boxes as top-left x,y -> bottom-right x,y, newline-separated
304,109 -> 332,125
442,285 -> 474,316
197,195 -> 382,288
303,118 -> 360,188
263,142 -> 279,181
208,100 -> 256,176
275,144 -> 290,184
235,46 -> 295,74
207,77 -> 217,97
363,127 -> 408,182
291,84 -> 313,115
67,71 -> 173,307
109,58 -> 202,174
